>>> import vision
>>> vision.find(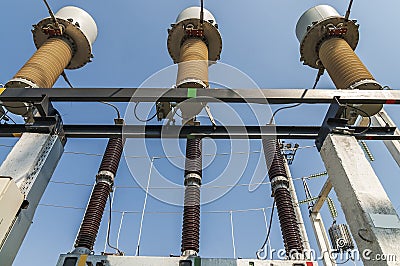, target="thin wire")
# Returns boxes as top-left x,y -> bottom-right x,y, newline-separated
229,211 -> 236,258
5,113 -> 17,124
200,0 -> 204,28
134,102 -> 157,122
42,0 -> 59,27
261,208 -> 272,259
61,72 -> 74,89
103,187 -> 117,253
38,203 -> 273,215
136,158 -> 154,256
269,69 -> 323,124
116,211 -> 125,250
49,174 -> 326,190
106,193 -> 124,255
49,176 -> 310,191
345,0 -> 354,20
333,96 -> 372,135
101,102 -> 121,119
256,199 -> 275,259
